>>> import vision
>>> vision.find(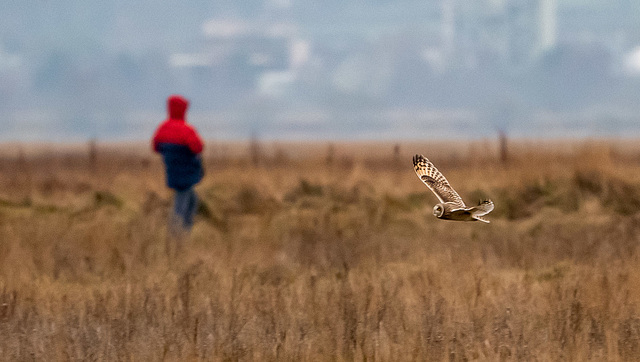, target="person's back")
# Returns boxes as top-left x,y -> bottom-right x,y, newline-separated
152,95 -> 204,235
